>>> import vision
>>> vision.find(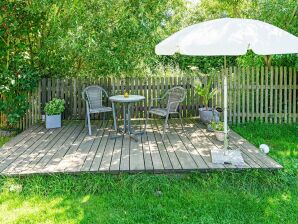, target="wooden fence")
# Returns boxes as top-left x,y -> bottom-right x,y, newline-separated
0,66 -> 297,130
